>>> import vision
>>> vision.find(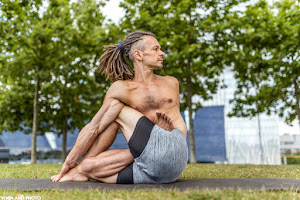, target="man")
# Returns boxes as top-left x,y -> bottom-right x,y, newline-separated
51,31 -> 188,184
